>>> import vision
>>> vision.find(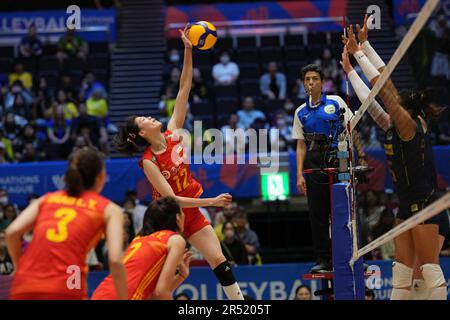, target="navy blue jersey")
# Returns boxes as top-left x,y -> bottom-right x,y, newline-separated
383,118 -> 437,202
